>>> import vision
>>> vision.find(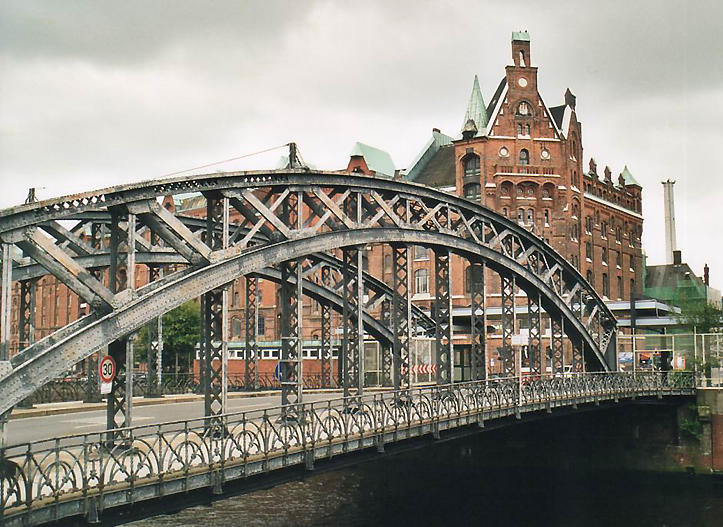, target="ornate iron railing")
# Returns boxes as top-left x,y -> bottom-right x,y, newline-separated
0,372 -> 694,526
